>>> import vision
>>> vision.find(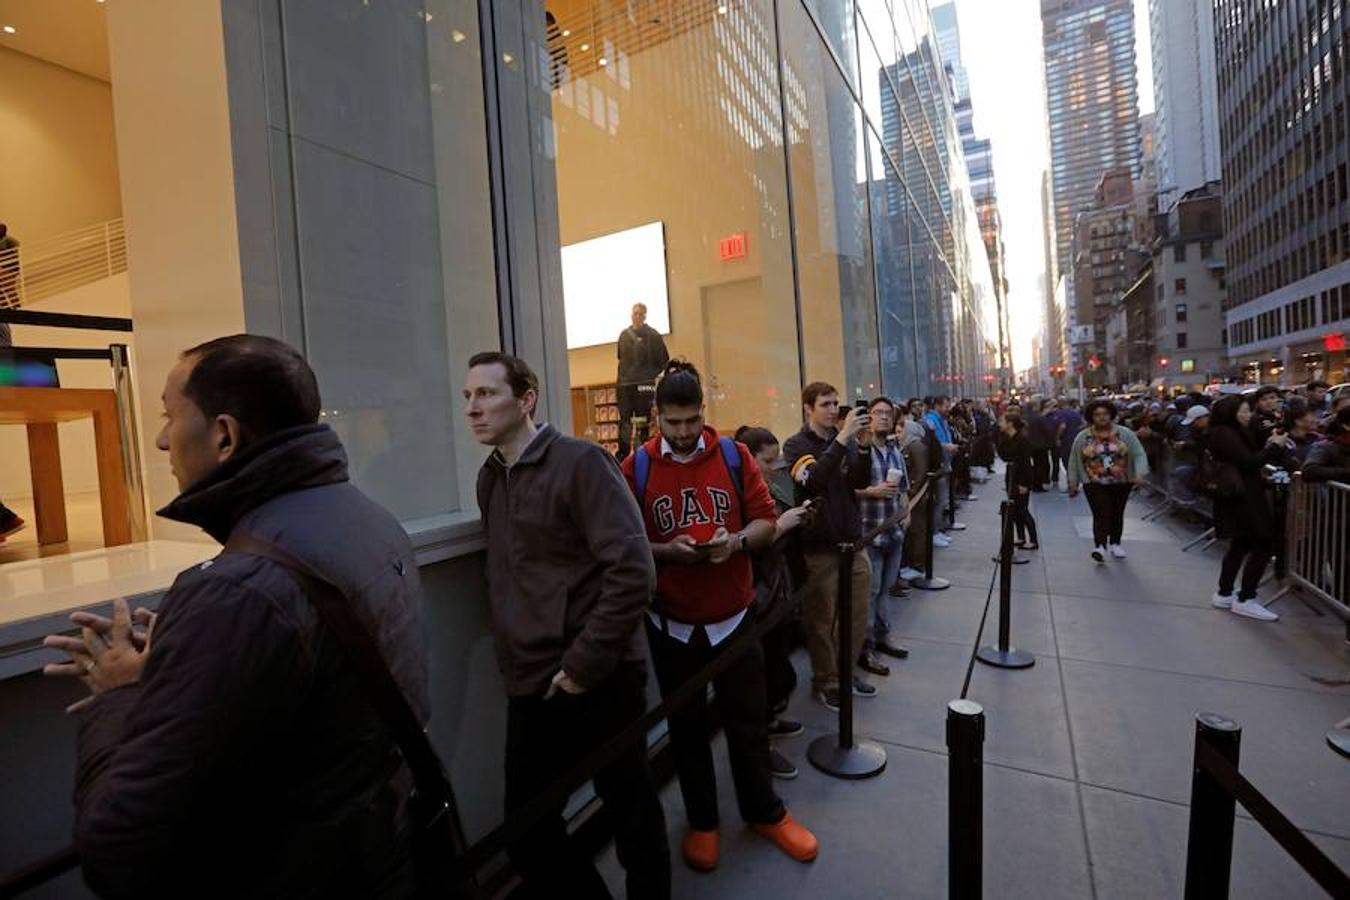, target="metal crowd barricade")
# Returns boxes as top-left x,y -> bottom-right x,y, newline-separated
1284,473 -> 1349,623
1134,438 -> 1218,550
